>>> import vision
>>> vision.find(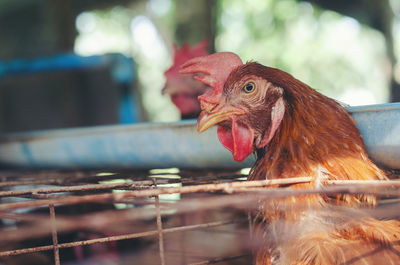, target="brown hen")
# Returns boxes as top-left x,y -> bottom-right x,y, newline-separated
180,52 -> 400,265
